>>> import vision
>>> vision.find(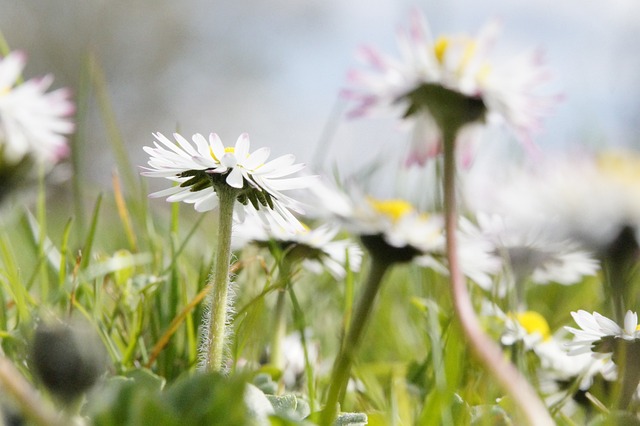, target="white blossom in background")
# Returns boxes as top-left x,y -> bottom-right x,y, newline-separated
0,50 -> 74,165
490,306 -> 615,391
475,212 -> 599,287
232,215 -> 363,279
141,132 -> 315,232
467,151 -> 640,254
342,9 -> 558,166
309,181 -> 499,284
